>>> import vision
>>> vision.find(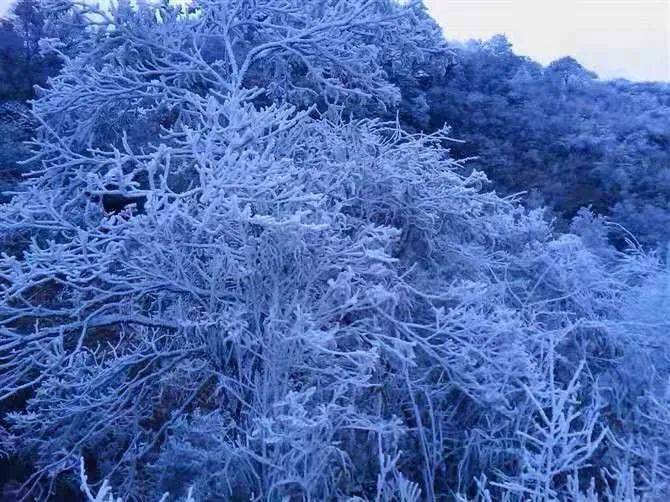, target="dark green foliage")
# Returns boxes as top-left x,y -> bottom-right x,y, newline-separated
0,101 -> 35,200
413,35 -> 670,247
0,0 -> 85,201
